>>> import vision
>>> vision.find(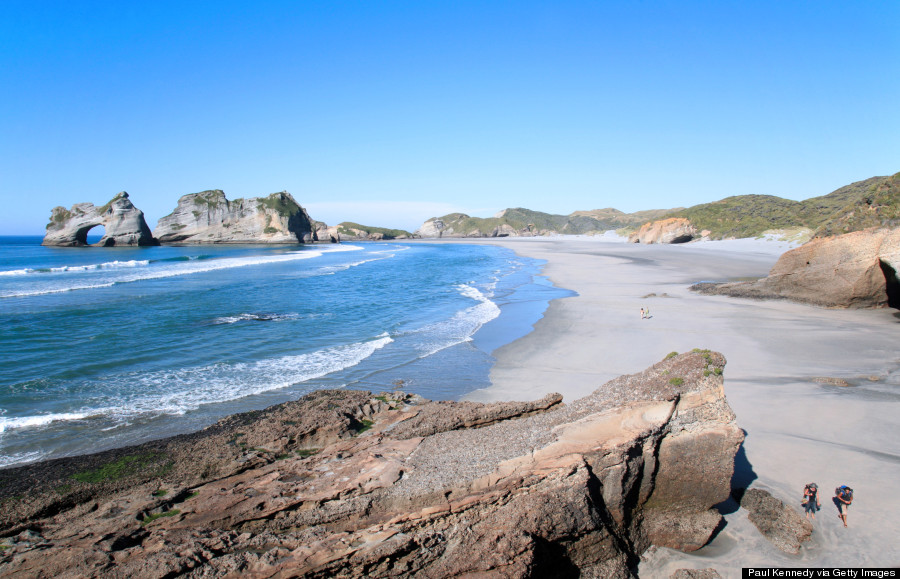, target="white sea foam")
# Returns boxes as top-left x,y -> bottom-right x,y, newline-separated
0,260 -> 150,276
11,334 -> 395,426
0,450 -> 46,468
1,245 -> 364,298
408,284 -> 501,358
210,312 -> 301,325
0,412 -> 90,434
